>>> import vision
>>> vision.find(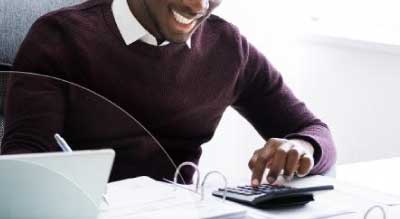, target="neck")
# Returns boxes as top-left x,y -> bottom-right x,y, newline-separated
128,0 -> 164,41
